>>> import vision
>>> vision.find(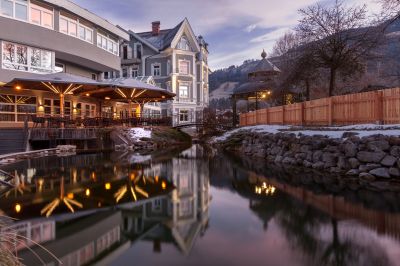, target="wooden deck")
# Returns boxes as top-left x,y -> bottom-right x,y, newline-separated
29,128 -> 98,141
